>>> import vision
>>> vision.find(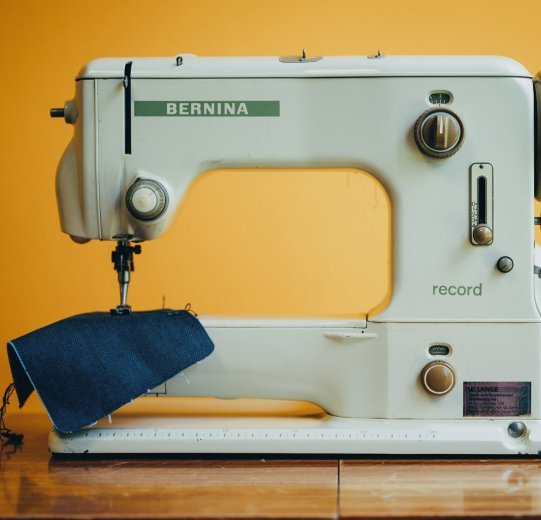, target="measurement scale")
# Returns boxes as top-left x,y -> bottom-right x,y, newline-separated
49,414 -> 541,455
